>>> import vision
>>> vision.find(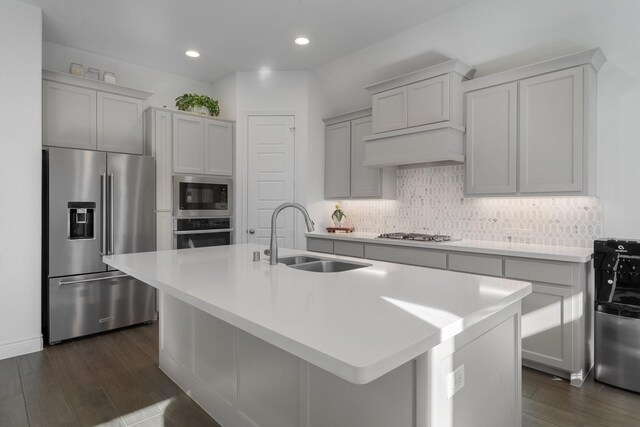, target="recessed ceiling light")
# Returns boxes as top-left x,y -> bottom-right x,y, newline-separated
185,50 -> 200,58
294,37 -> 310,46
